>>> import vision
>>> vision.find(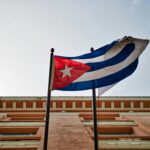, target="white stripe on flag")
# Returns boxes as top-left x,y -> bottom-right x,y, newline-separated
72,38 -> 128,63
73,38 -> 148,82
98,84 -> 116,96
